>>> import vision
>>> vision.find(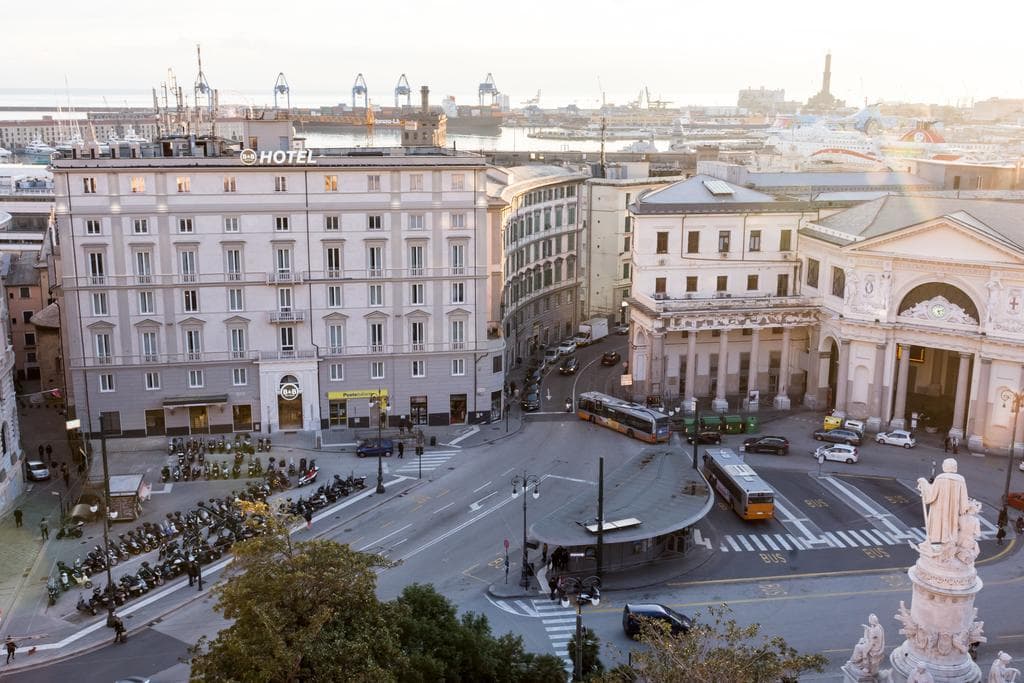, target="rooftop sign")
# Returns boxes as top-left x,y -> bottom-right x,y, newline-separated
240,148 -> 316,166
